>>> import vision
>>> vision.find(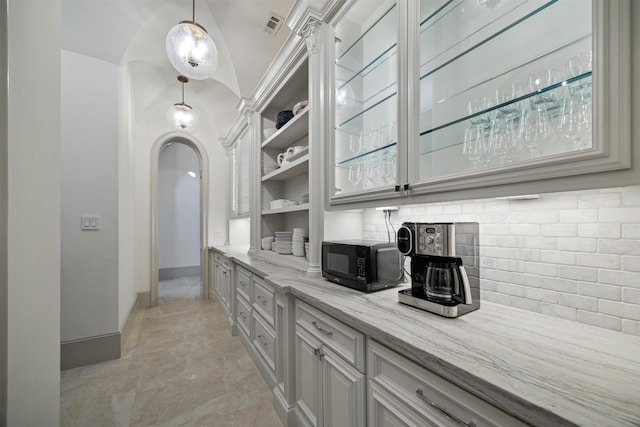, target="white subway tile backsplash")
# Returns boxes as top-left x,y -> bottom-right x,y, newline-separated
510,296 -> 541,312
578,223 -> 621,239
558,265 -> 598,282
558,293 -> 598,311
622,288 -> 640,304
540,250 -> 576,266
526,287 -> 558,303
511,272 -> 541,287
523,211 -> 558,224
599,300 -> 640,321
622,224 -> 640,239
362,186 -> 640,335
577,282 -> 621,301
622,320 -> 640,336
598,239 -> 640,256
510,224 -> 541,236
497,283 -> 527,297
578,193 -> 621,208
558,237 -> 597,252
578,311 -> 621,332
481,224 -> 511,235
577,253 -> 620,270
598,269 -> 640,289
541,277 -> 578,294
540,303 -> 577,321
559,209 -> 598,223
542,223 -> 578,237
482,291 -> 511,305
599,207 -> 640,223
622,256 -> 640,272
621,190 -> 640,206
524,262 -> 557,277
